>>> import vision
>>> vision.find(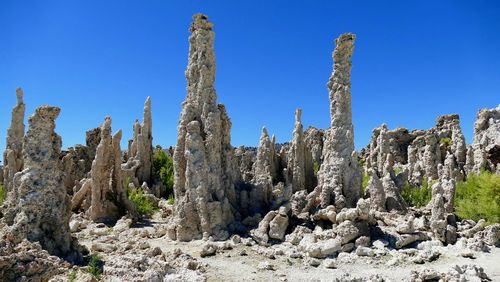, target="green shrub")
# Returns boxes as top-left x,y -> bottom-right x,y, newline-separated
361,173 -> 370,196
128,187 -> 157,216
68,270 -> 77,282
440,137 -> 451,148
313,161 -> 319,177
455,171 -> 500,224
0,184 -> 5,205
153,147 -> 174,196
393,167 -> 402,175
401,179 -> 433,208
86,254 -> 103,279
167,194 -> 175,205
